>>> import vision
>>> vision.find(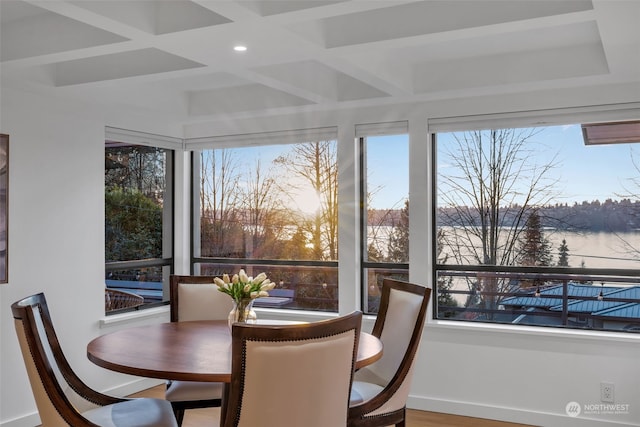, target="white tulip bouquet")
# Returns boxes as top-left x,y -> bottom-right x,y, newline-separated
213,269 -> 275,302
